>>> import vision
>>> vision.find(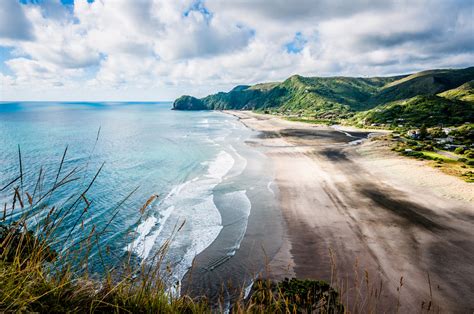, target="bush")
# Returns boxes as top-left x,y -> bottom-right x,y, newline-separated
464,150 -> 474,159
402,151 -> 425,158
458,158 -> 467,162
429,128 -> 446,138
466,160 -> 474,166
454,147 -> 465,154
